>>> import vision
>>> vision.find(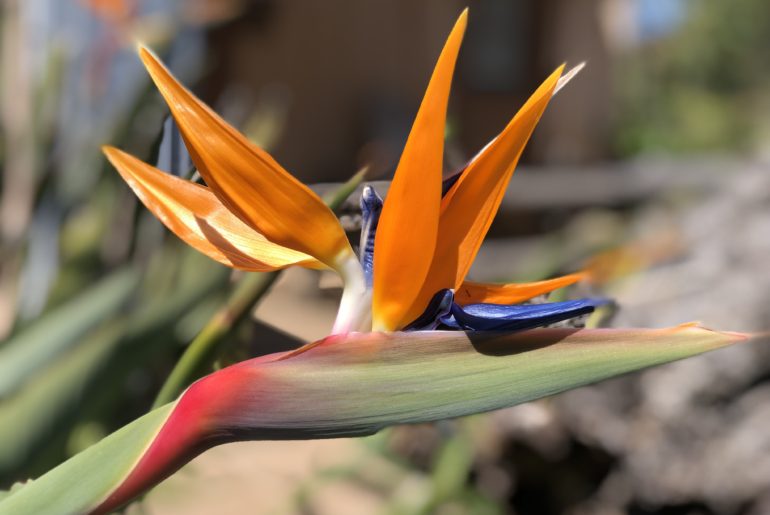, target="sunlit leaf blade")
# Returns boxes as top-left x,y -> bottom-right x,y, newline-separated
104,146 -> 322,271
137,47 -> 352,269
0,325 -> 749,514
0,404 -> 175,515
372,10 -> 468,331
455,272 -> 586,305
401,66 -> 564,326
0,268 -> 139,399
